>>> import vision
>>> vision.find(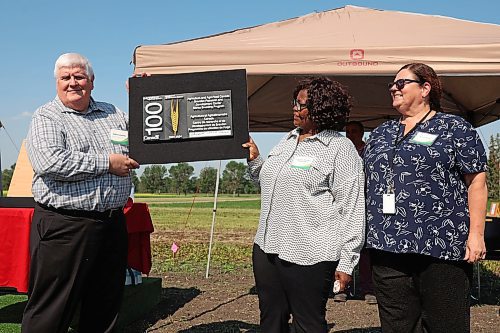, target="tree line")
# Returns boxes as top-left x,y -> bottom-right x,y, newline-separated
487,133 -> 500,200
1,163 -> 15,193
132,161 -> 259,195
2,133 -> 500,198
